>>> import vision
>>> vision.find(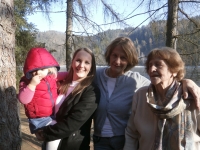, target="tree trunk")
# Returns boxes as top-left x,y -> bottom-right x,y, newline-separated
66,0 -> 73,70
0,0 -> 21,149
166,0 -> 179,49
